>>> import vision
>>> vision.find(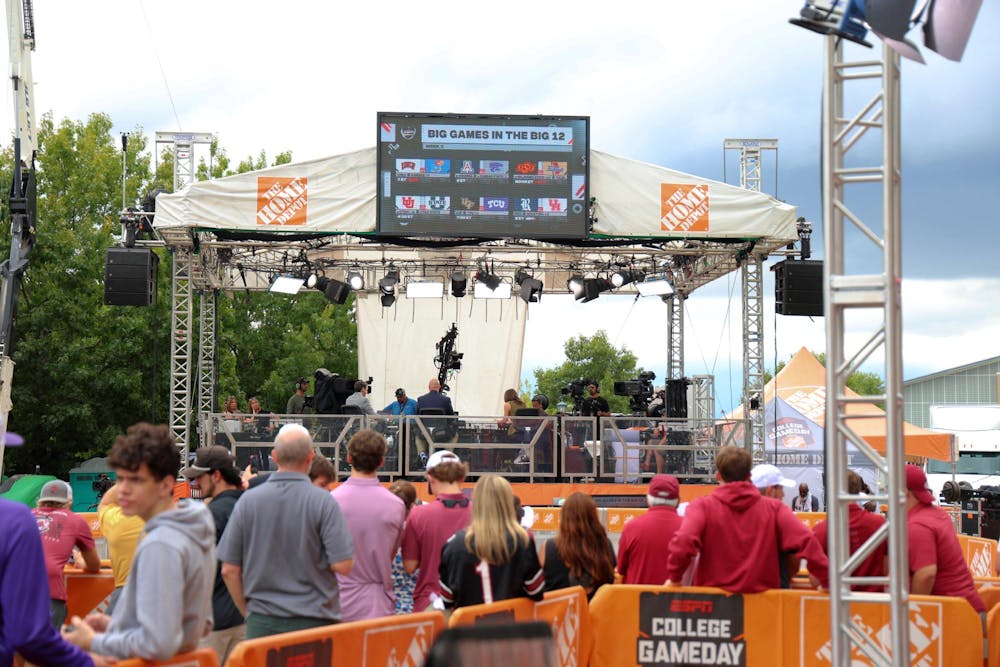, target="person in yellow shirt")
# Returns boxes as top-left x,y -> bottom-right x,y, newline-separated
97,480 -> 145,612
